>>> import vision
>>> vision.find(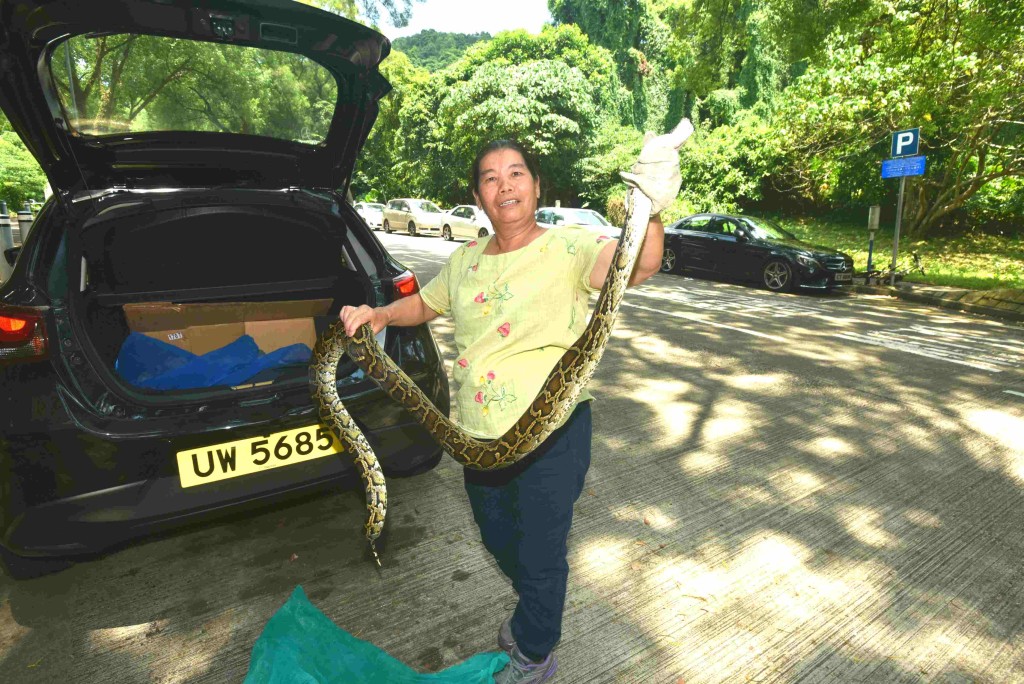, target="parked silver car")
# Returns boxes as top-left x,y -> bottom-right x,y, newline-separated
443,205 -> 492,241
382,198 -> 446,236
353,201 -> 384,229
